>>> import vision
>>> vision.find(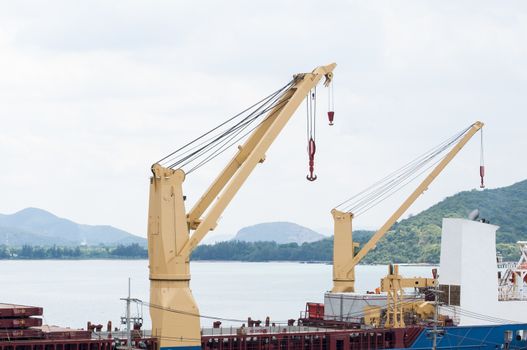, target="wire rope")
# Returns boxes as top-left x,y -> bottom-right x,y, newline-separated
157,80 -> 293,166
166,83 -> 292,170
334,123 -> 475,214
134,299 -> 292,325
186,95 -> 292,174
